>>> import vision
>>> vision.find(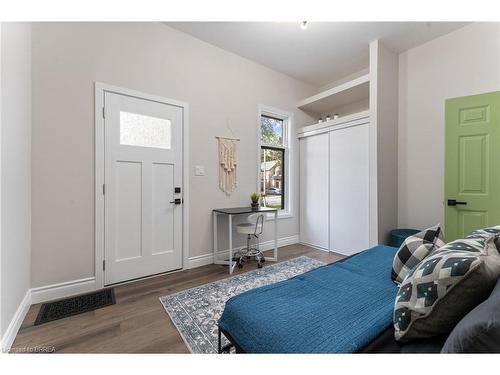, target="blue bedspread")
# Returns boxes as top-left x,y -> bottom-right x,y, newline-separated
218,245 -> 399,353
